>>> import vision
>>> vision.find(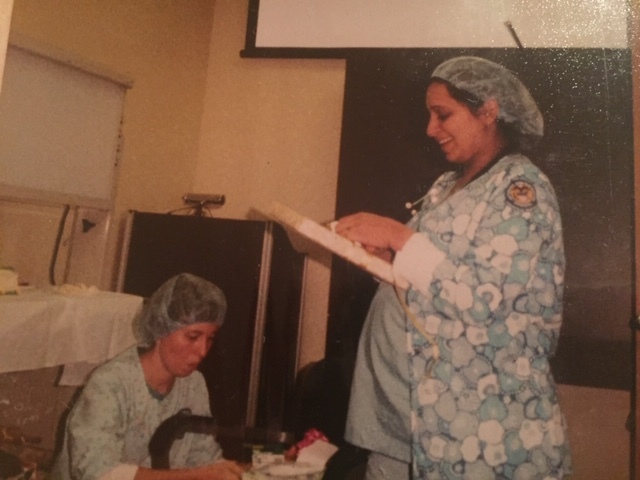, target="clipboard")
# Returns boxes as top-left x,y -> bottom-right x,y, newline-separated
264,201 -> 408,289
